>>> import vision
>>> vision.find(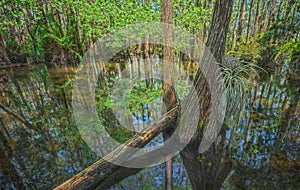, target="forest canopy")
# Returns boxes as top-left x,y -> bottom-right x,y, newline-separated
0,0 -> 299,73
